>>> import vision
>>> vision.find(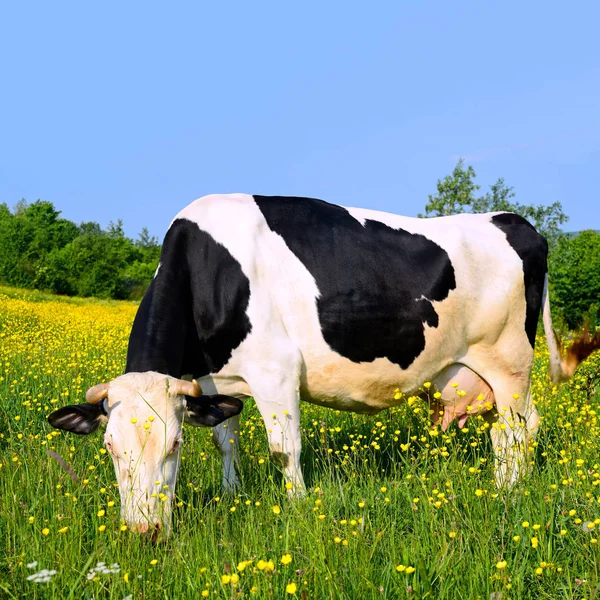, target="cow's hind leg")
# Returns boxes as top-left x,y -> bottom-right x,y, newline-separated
244,348 -> 306,497
486,378 -> 539,487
